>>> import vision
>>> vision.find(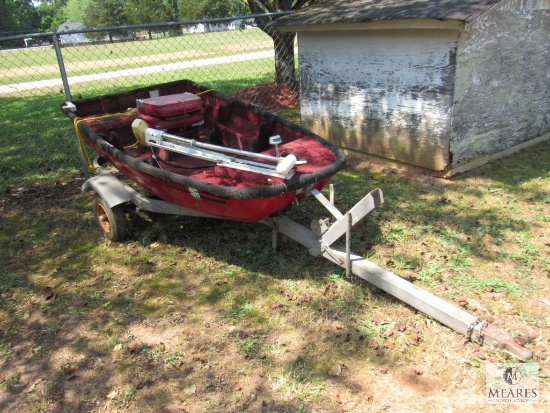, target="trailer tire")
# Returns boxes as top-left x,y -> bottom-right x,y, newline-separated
92,195 -> 128,242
